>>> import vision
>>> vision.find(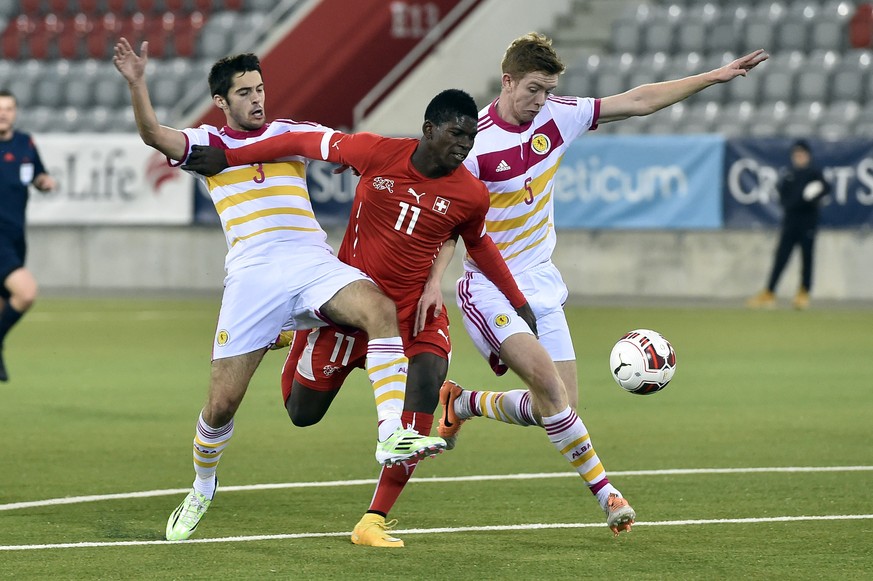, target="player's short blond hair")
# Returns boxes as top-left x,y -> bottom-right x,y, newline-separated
501,32 -> 565,79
